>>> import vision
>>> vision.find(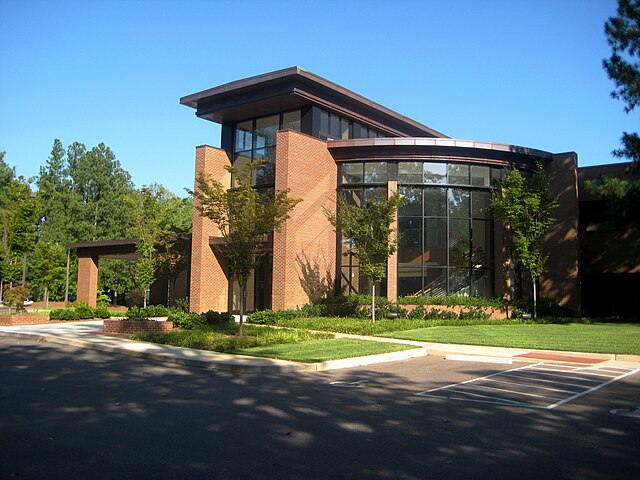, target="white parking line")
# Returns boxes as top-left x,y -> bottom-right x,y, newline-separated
414,363 -> 640,409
